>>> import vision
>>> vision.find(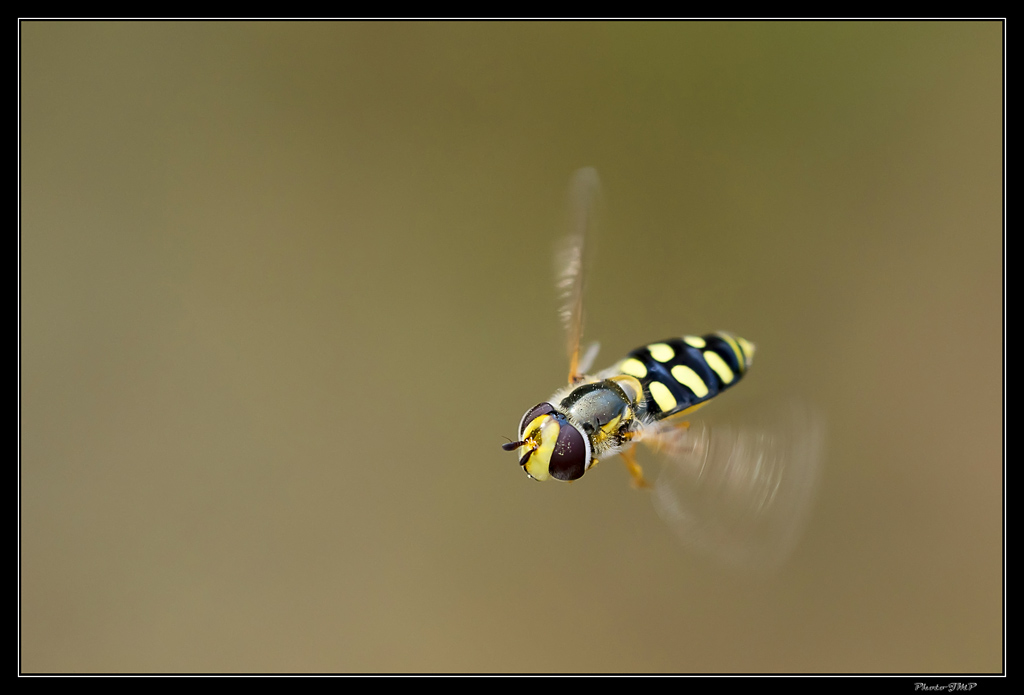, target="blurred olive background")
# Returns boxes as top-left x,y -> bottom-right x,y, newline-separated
20,21 -> 1002,673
